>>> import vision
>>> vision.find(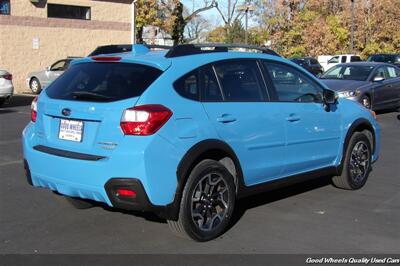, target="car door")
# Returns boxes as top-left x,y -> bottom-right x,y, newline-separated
262,61 -> 341,176
44,60 -> 67,87
201,60 -> 286,186
371,66 -> 400,109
